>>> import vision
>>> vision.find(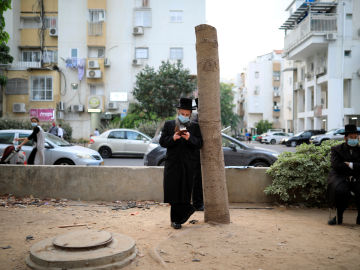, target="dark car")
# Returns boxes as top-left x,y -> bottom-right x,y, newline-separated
285,130 -> 326,147
143,133 -> 278,167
